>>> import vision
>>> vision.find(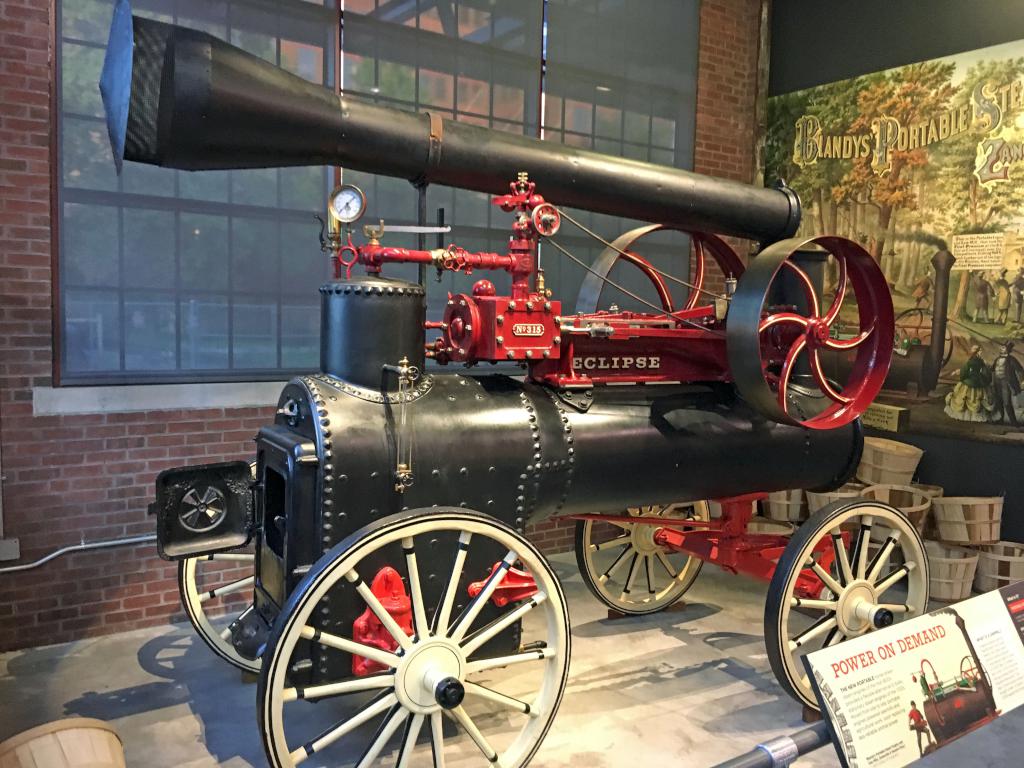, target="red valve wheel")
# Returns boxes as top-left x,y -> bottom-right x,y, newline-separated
530,202 -> 560,237
726,236 -> 894,430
